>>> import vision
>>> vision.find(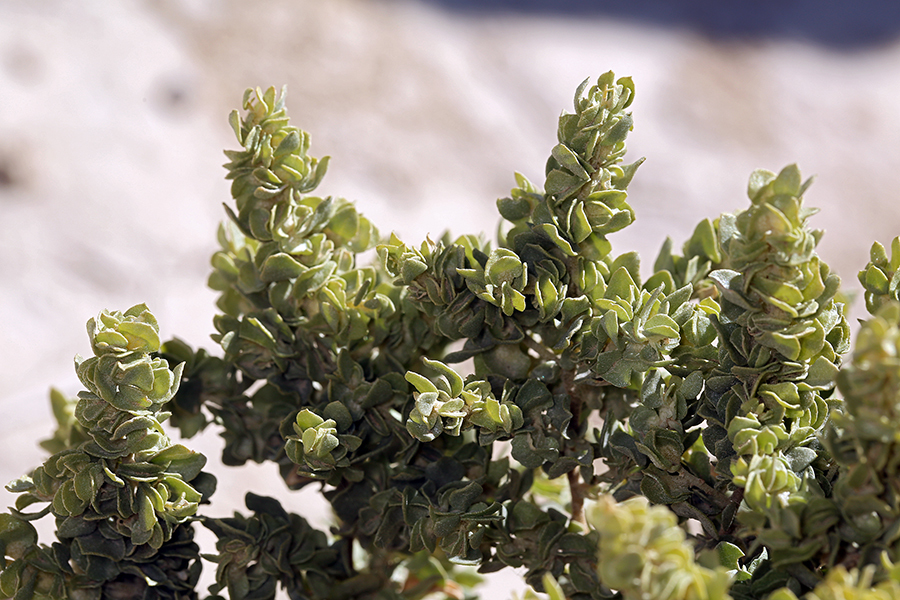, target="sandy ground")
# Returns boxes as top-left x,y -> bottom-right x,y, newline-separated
1,0 -> 899,596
